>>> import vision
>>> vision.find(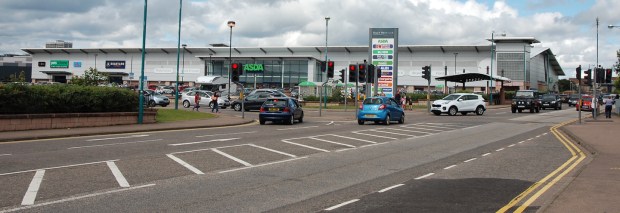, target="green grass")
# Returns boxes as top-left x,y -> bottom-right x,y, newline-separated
156,109 -> 217,123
